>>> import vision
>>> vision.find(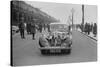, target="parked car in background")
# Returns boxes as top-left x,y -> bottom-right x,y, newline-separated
12,26 -> 19,35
